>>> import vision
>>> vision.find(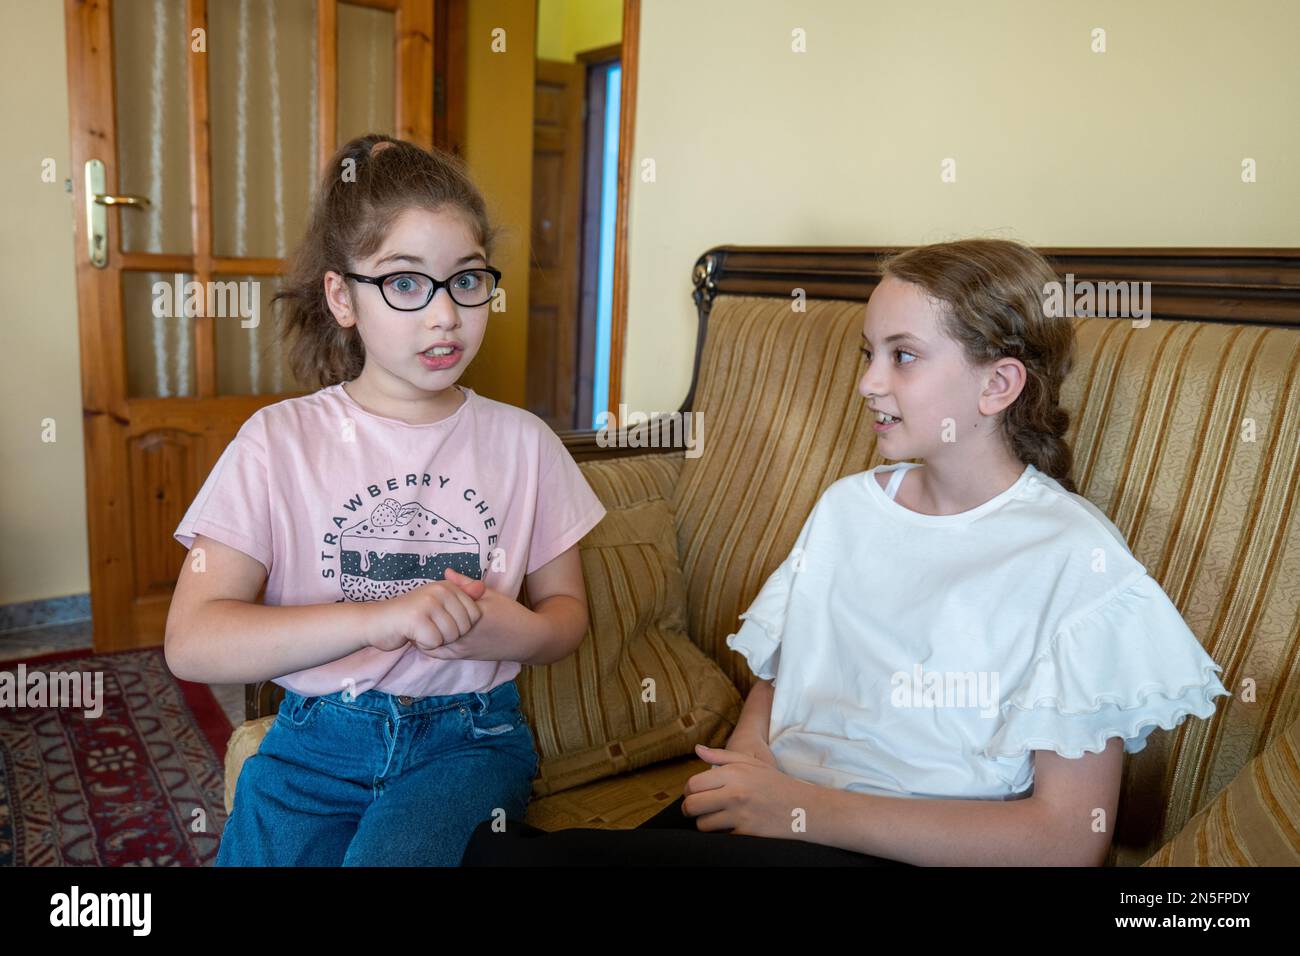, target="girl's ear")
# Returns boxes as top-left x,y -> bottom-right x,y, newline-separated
980,355 -> 1027,415
323,271 -> 356,328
